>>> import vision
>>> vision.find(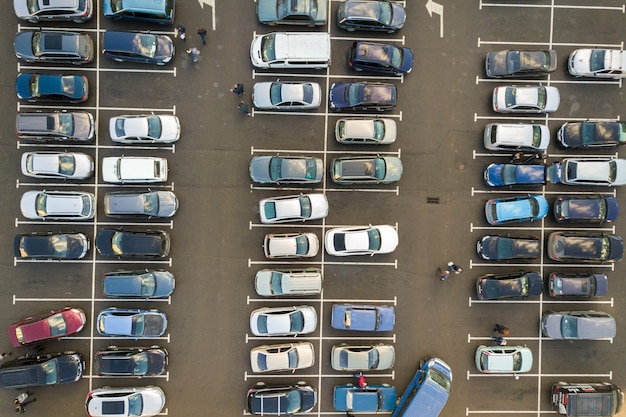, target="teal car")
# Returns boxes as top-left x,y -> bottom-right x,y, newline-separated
257,0 -> 327,26
485,194 -> 549,225
334,384 -> 396,412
